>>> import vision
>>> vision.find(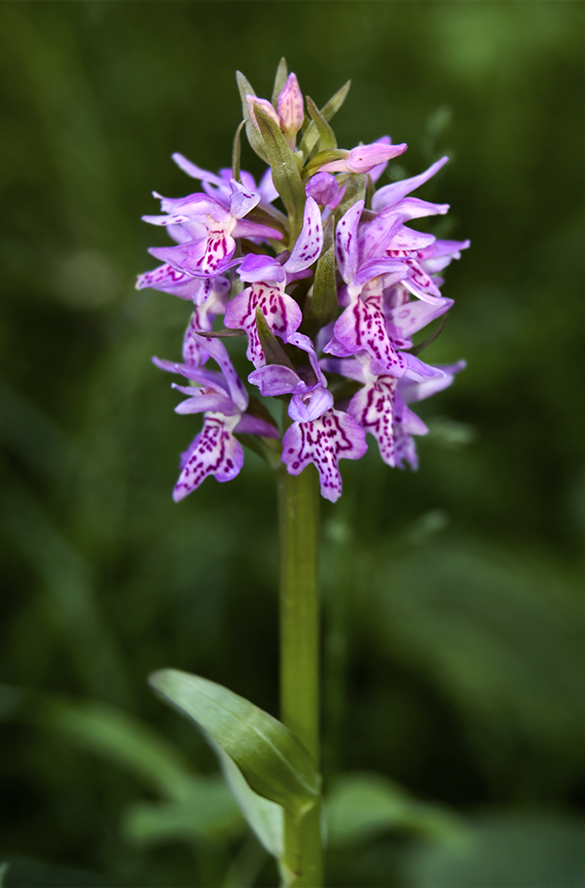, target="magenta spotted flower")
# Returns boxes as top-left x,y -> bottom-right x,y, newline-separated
139,62 -> 467,502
